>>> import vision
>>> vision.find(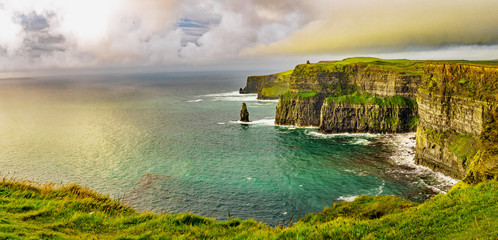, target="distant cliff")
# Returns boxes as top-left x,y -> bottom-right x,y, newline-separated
255,57 -> 498,183
240,70 -> 292,99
